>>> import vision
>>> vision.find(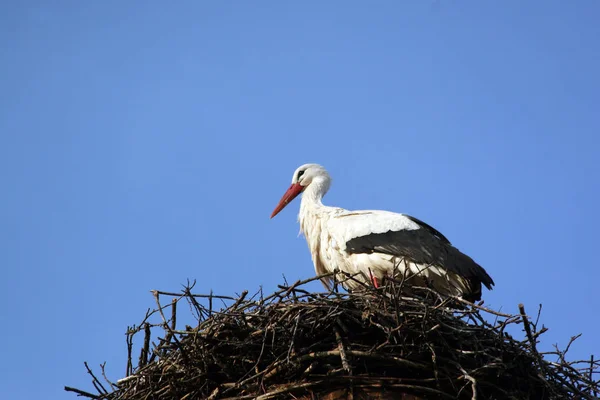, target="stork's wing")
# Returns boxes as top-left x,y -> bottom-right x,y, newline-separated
336,212 -> 494,290
403,215 -> 451,244
328,210 -> 422,245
